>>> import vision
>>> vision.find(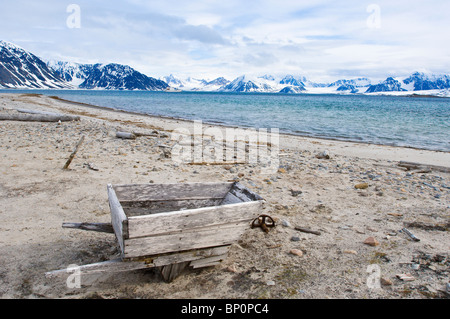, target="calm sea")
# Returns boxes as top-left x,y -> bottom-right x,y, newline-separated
3,90 -> 450,152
